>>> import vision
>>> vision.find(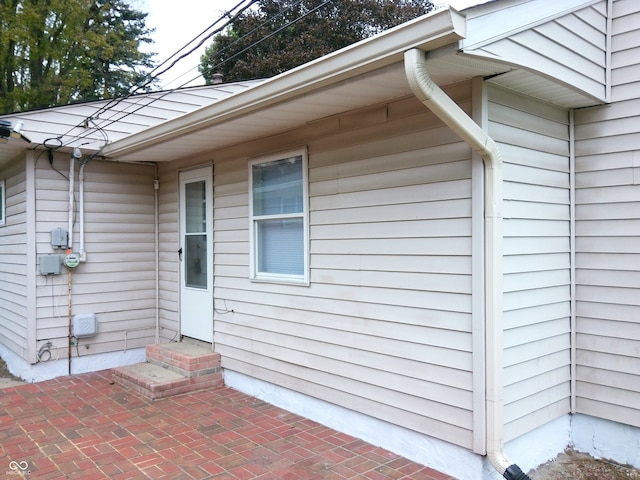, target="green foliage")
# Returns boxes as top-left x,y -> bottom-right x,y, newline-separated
0,0 -> 156,114
199,0 -> 434,84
